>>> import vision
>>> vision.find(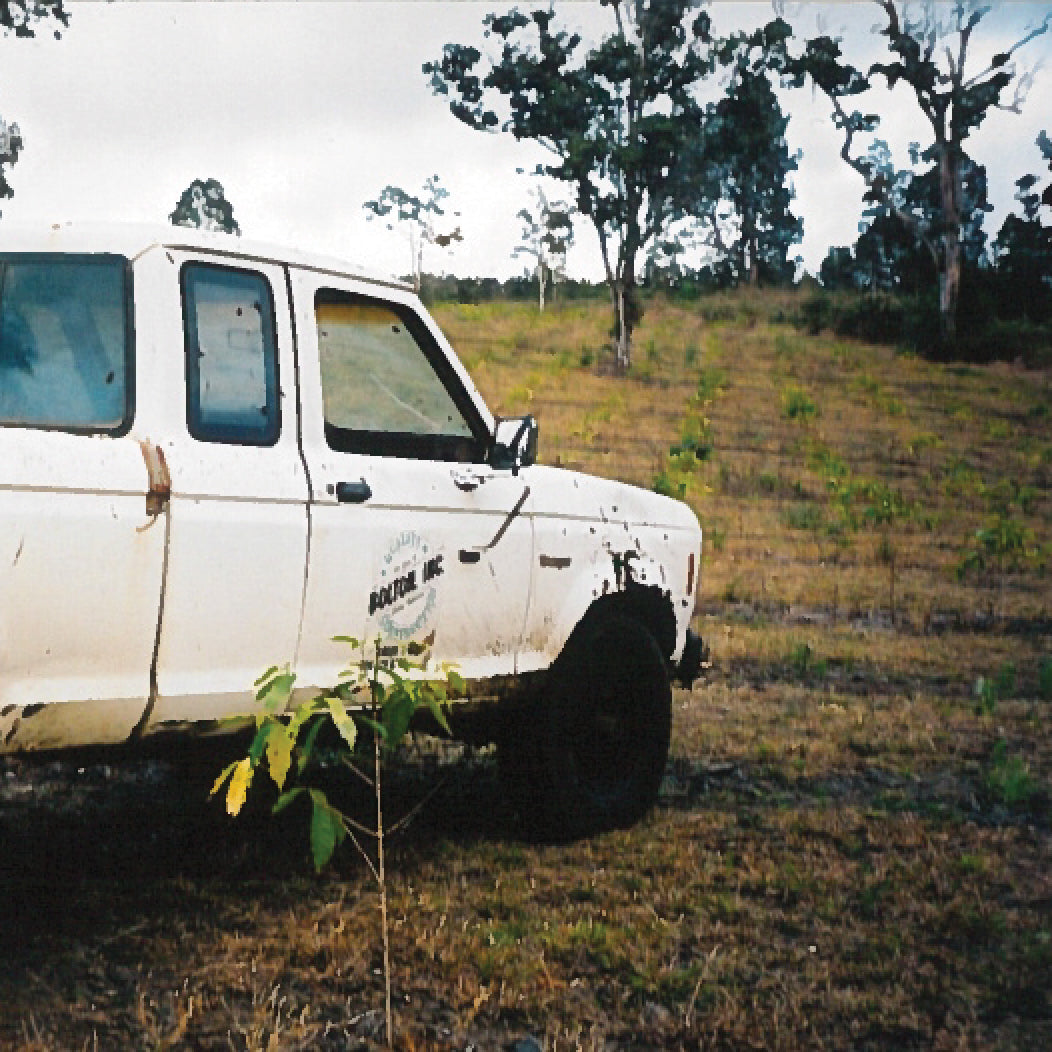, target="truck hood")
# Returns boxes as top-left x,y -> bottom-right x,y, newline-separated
526,464 -> 701,534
